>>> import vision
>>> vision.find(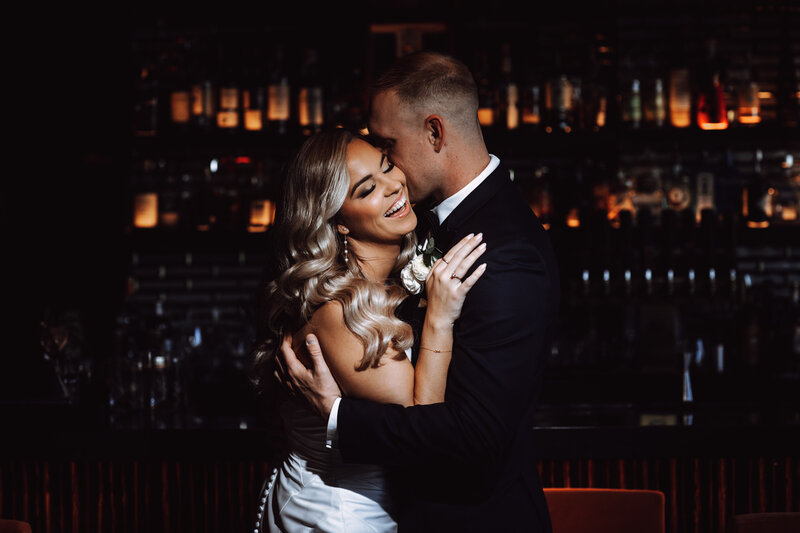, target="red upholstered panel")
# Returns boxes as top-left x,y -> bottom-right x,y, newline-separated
544,488 -> 665,533
0,520 -> 32,533
733,512 -> 800,533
